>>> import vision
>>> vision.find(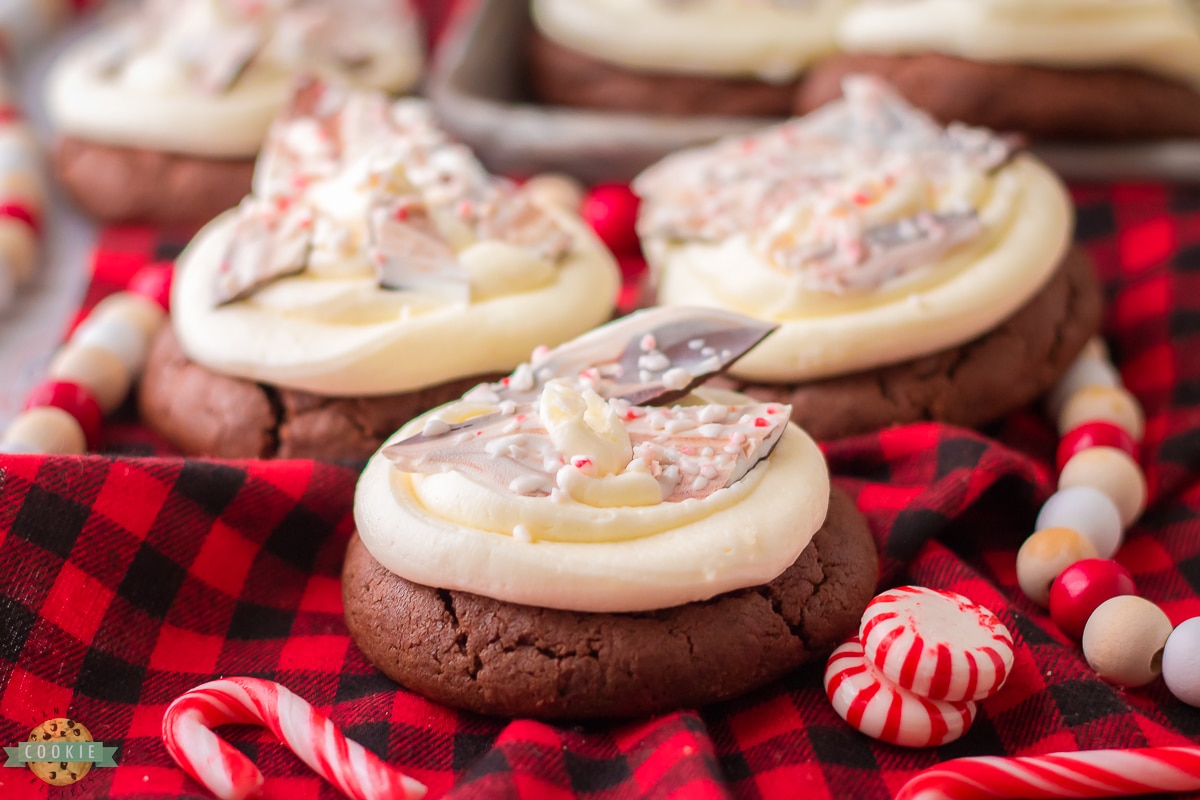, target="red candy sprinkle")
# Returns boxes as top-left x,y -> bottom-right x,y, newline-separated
1048,558 -> 1137,640
754,418 -> 769,427
581,184 -> 641,256
128,262 -> 174,312
1056,421 -> 1138,473
0,202 -> 40,236
24,380 -> 103,449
